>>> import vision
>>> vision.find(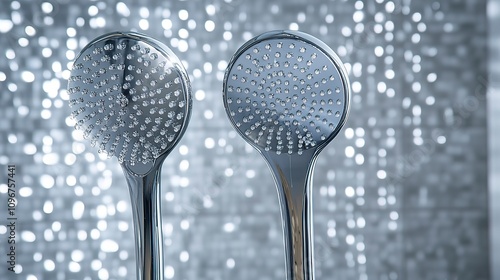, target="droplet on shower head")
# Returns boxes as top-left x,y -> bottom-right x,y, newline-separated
223,31 -> 350,155
68,32 -> 191,166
